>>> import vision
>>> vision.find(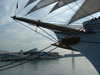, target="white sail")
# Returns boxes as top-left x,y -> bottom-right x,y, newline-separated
26,0 -> 76,15
50,0 -> 77,12
12,0 -> 100,74
25,0 -> 37,7
69,0 -> 100,23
